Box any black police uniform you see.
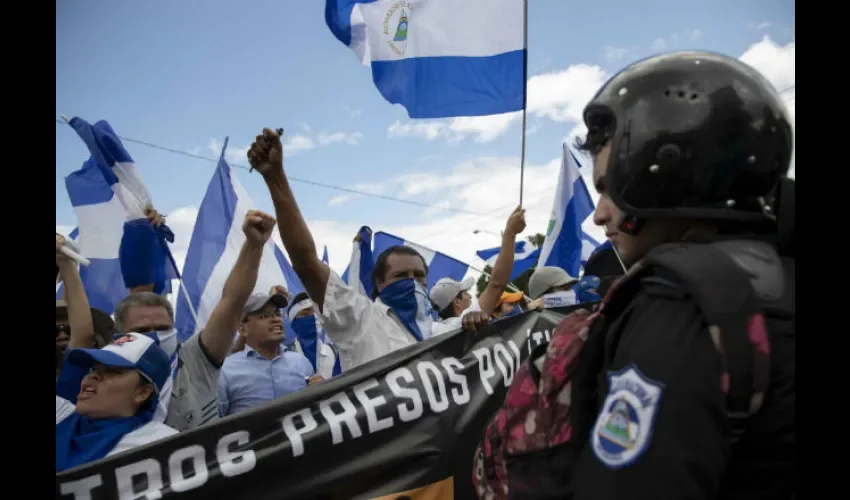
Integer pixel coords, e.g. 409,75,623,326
569,51,795,499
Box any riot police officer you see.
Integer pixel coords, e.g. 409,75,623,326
570,50,795,499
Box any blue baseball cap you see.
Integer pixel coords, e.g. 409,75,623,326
577,275,601,291
65,332,171,393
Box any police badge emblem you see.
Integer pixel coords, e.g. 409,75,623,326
591,364,665,468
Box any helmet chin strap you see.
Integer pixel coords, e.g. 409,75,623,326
617,214,644,236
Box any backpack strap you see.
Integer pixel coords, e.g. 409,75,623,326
776,178,795,258
643,241,774,444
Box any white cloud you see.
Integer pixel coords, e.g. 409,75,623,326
420,200,452,219
282,135,316,155
447,114,518,143
387,121,448,141
526,64,608,122
749,21,771,30
740,36,795,95
326,182,386,207
328,194,354,206
195,125,362,163
151,152,602,285
387,63,609,143
317,131,363,146
603,45,629,61
206,138,249,165
651,29,702,51
63,35,797,292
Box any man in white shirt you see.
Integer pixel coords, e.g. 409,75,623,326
248,128,437,369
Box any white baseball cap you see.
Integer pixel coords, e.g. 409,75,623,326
241,292,289,320
429,277,476,310
65,332,171,393
529,266,578,299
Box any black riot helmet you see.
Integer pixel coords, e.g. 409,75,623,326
582,51,794,229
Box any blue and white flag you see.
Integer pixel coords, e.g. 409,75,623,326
342,226,375,297
588,239,613,258
322,246,329,266
56,165,128,315
60,116,179,314
538,144,596,277
580,231,602,267
325,0,526,119
175,138,305,343
67,117,178,295
475,240,540,282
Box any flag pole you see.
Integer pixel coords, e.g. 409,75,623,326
518,0,529,207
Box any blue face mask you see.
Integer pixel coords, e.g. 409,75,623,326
378,278,433,342
498,304,523,320
291,315,321,371
576,275,602,303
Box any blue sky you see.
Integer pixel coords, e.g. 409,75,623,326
56,0,795,273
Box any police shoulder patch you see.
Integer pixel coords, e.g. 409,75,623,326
591,364,665,468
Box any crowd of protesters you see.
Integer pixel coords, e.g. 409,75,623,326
55,195,609,472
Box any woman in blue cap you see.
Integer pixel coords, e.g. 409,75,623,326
56,332,177,472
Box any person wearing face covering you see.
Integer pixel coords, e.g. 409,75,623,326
491,291,526,320
56,332,176,472
575,275,602,303
288,292,342,379
248,128,446,370
528,266,580,308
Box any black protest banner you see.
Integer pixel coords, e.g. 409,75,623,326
56,305,589,500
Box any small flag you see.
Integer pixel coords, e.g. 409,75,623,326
538,144,596,277
342,226,375,297
475,241,540,282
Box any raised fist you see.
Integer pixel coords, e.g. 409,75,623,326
247,128,284,178
504,206,526,236
269,285,290,302
243,210,276,247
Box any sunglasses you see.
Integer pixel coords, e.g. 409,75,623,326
56,324,71,337
245,309,283,321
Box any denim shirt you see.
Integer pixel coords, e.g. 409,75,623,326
217,345,314,417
